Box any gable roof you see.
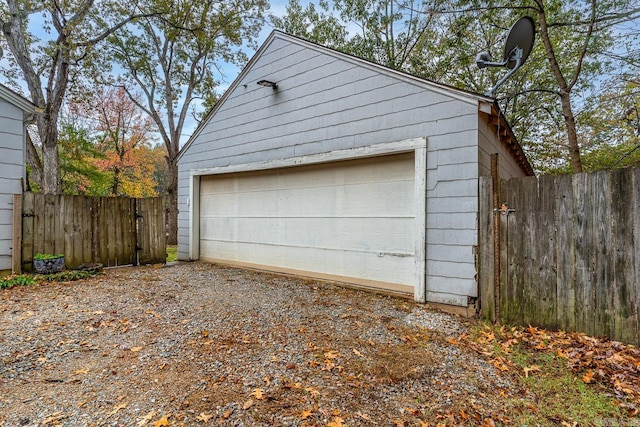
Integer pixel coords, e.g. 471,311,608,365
0,83,36,114
178,30,533,175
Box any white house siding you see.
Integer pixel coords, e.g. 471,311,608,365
0,100,26,272
478,115,528,179
178,32,496,306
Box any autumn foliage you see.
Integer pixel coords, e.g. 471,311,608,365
61,87,167,197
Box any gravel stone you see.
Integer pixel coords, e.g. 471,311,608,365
0,262,519,426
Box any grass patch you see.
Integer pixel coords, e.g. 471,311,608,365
166,245,177,262
0,269,101,290
464,322,630,425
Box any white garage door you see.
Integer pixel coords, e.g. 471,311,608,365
199,152,415,293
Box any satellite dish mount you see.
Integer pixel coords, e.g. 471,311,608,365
475,16,535,97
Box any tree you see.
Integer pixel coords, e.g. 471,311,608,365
274,0,640,173
105,0,268,244
272,0,446,71
451,0,640,172
89,87,157,196
0,0,152,194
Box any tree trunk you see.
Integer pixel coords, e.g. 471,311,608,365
25,132,43,190
41,136,61,194
166,157,178,246
536,1,584,173
559,91,583,173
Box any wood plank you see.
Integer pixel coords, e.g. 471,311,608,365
21,192,34,271
498,178,509,323
505,177,524,325
106,198,116,266
12,194,22,274
634,168,640,346
43,194,56,255
555,174,576,332
592,171,613,338
98,198,108,266
573,173,594,336
611,168,638,344
478,176,495,320
63,195,75,268
537,174,557,329
71,196,83,266
87,196,97,264
518,176,538,326
54,194,64,256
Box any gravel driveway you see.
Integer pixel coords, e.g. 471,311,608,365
0,262,518,426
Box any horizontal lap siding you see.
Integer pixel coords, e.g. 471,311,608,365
0,100,25,271
478,116,527,179
178,34,482,304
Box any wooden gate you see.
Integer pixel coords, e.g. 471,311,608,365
15,193,166,272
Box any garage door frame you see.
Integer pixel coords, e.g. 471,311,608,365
188,138,427,302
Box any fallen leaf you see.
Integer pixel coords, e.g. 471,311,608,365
201,330,209,338
196,412,214,422
523,365,541,378
42,412,66,426
106,403,127,418
73,369,88,375
327,416,344,427
324,350,341,359
137,411,156,427
582,370,595,384
223,409,232,419
151,414,172,427
301,409,313,419
481,418,496,427
352,348,363,357
305,386,320,397
131,347,143,352
242,399,254,410
251,388,265,400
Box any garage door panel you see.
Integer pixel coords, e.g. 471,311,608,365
200,179,415,218
200,239,415,285
200,154,414,194
200,217,414,254
199,153,415,289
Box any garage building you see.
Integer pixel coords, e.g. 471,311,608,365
177,31,533,308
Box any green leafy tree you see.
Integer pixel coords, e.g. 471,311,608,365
0,0,153,194
105,0,268,244
56,119,111,196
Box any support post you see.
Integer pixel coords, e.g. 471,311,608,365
12,194,22,274
491,154,501,322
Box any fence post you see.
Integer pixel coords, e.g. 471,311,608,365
12,194,22,274
491,154,501,322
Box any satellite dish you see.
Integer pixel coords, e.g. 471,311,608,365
475,16,536,97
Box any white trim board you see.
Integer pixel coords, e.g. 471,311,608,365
189,138,427,177
188,137,428,302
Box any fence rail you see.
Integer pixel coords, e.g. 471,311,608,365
479,167,640,345
16,193,167,271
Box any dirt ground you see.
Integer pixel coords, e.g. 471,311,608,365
0,262,632,426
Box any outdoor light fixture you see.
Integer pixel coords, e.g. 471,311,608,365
257,80,278,90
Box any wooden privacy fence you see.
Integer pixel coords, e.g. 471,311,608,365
479,167,640,346
13,193,167,272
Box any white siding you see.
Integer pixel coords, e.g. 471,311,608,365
478,114,528,179
0,100,25,272
177,32,508,306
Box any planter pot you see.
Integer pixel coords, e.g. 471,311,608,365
34,257,65,274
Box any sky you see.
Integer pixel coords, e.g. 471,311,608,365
0,0,303,147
